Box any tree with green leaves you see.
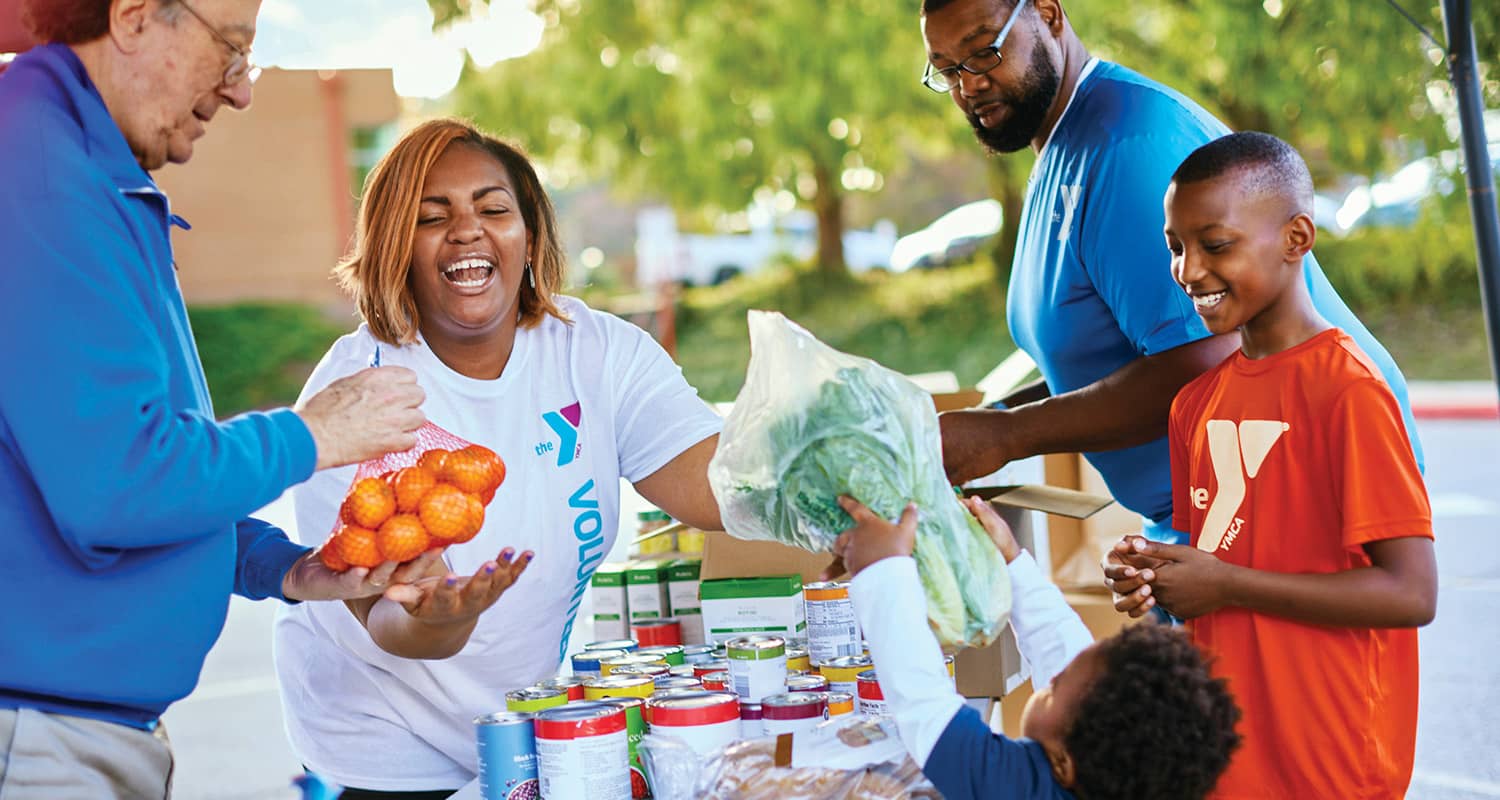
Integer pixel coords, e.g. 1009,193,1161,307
431,0,1495,280
433,0,971,276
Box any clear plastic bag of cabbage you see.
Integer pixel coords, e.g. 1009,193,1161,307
707,311,1010,648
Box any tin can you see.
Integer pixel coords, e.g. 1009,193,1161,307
803,582,862,666
681,645,716,665
583,675,655,701
636,644,686,666
596,697,650,799
646,691,741,756
710,645,727,659
534,702,630,800
738,701,763,740
762,692,828,736
632,619,683,648
585,639,640,653
650,686,704,701
786,674,829,693
785,645,811,674
600,653,669,677
572,648,628,678
725,635,787,703
856,670,887,719
825,691,855,717
538,676,587,702
610,664,671,683
692,659,730,679
475,711,538,800
506,686,568,714
668,664,699,679
700,671,732,693
654,676,702,691
817,654,873,696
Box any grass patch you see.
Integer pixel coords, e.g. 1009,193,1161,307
189,302,349,416
1355,300,1496,381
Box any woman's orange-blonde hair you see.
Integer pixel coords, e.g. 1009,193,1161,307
334,118,568,344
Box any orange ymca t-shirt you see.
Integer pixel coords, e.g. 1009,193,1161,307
1170,329,1432,800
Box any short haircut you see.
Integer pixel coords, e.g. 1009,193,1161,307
1171,131,1315,214
334,118,569,345
24,0,183,45
1066,623,1241,800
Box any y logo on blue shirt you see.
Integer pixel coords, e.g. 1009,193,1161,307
540,401,582,467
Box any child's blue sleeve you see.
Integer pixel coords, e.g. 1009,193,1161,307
923,705,1074,800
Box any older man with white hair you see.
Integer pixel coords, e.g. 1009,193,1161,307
0,2,438,795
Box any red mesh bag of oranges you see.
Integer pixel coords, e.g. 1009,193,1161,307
317,422,507,572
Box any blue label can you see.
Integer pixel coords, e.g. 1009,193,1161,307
475,711,539,800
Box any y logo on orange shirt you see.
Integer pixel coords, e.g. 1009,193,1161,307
1193,419,1291,553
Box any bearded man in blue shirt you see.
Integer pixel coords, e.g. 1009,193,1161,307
928,0,1420,539
0,2,439,795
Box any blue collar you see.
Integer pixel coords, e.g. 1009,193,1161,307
18,44,166,197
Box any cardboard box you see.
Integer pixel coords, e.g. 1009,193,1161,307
667,557,705,645
1043,453,1150,592
699,574,807,645
591,562,630,640
625,561,670,622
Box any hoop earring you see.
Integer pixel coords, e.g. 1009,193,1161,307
526,260,536,289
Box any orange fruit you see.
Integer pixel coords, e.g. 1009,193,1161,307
343,477,396,529
377,514,430,562
460,444,507,492
420,483,482,543
466,492,486,533
391,465,438,513
441,449,492,495
334,524,383,568
317,539,349,572
417,449,451,476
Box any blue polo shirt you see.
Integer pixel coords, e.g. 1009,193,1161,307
1007,60,1423,530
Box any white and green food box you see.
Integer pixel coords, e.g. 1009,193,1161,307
591,562,631,640
667,558,705,645
626,561,670,623
699,574,807,645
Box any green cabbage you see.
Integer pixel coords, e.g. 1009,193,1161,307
710,313,1010,648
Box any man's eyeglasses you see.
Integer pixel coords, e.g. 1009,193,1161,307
921,0,1029,93
177,0,261,87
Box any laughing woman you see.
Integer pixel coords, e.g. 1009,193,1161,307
273,118,722,798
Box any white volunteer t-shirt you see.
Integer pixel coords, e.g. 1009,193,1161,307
273,296,721,790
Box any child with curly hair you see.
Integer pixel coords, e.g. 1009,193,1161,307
832,495,1240,800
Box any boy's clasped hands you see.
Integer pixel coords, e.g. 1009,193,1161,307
1104,537,1234,619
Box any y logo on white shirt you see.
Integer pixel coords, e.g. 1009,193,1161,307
1192,419,1290,553
1056,184,1082,241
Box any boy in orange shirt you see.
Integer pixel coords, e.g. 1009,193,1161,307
1108,131,1437,799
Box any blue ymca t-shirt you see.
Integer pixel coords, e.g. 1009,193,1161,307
1006,60,1423,527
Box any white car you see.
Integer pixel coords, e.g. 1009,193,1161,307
889,199,1004,273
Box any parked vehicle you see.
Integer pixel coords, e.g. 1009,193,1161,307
889,199,1003,273
1335,142,1500,233
634,206,896,286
